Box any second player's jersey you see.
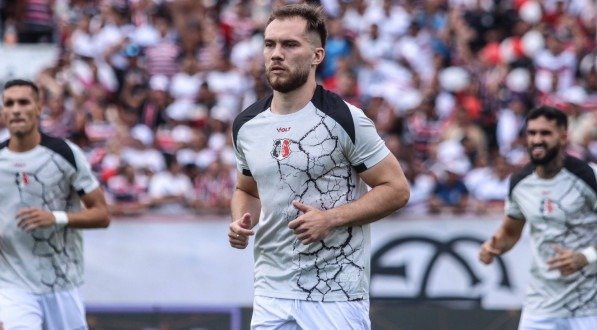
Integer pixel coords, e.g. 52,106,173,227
233,86,390,301
506,156,597,317
0,134,99,294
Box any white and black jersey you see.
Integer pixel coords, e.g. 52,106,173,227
233,85,390,301
0,134,99,294
506,156,597,317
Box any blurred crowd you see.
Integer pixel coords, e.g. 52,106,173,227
0,0,595,217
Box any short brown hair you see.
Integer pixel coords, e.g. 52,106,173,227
526,105,568,130
2,79,40,101
266,4,327,49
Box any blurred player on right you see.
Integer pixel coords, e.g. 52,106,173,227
479,106,596,330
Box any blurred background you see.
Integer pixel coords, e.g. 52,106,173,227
0,0,595,329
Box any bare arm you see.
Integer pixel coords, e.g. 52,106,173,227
16,187,110,231
229,171,261,249
289,154,410,244
67,188,111,228
328,153,410,226
479,215,525,264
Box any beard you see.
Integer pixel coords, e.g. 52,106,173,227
9,122,36,138
529,143,560,165
267,66,310,93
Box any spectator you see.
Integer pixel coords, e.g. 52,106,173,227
147,156,193,215
403,158,435,214
14,0,55,43
169,54,202,102
341,0,369,36
5,0,596,217
120,135,166,175
95,3,134,83
428,160,469,214
364,92,397,136
465,154,511,214
190,159,234,214
144,11,180,78
204,55,249,117
497,95,528,157
70,43,119,96
560,85,596,159
534,32,577,94
176,130,216,170
83,99,117,147
105,163,150,215
407,96,446,161
321,16,354,81
355,23,393,65
40,89,77,139
139,74,170,129
367,0,411,39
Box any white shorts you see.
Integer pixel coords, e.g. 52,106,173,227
0,287,87,330
251,296,370,330
519,310,597,330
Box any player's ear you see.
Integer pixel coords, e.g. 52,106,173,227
312,47,325,66
32,90,43,117
559,126,568,144
35,99,43,117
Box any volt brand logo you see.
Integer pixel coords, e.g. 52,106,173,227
277,127,291,133
271,138,292,160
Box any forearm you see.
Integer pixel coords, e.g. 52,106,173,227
231,188,261,227
492,225,522,255
62,206,110,229
326,181,410,228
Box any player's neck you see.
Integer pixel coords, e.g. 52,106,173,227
8,130,41,153
271,80,317,115
535,154,565,179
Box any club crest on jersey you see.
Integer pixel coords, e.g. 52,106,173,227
16,172,30,187
541,198,554,216
271,138,292,160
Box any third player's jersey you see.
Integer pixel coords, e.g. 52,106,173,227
232,86,390,301
0,134,99,294
506,156,597,317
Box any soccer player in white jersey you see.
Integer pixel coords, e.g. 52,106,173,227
0,79,110,329
228,4,410,329
479,106,596,330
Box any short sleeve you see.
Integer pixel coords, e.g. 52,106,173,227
505,192,524,220
66,140,100,195
233,128,251,176
343,104,390,172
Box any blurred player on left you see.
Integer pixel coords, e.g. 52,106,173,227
0,79,110,329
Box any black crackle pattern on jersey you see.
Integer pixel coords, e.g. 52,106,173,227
537,176,597,316
15,153,79,291
276,110,365,301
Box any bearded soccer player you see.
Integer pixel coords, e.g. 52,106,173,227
479,106,596,329
0,79,110,329
228,4,410,329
